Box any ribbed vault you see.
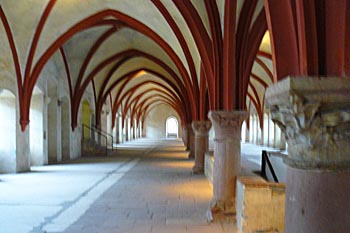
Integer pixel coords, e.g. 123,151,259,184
1,0,349,131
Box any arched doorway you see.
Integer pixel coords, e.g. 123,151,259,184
0,88,16,173
166,116,178,138
82,99,91,139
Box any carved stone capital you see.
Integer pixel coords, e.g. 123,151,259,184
208,111,247,140
265,77,350,170
192,121,212,137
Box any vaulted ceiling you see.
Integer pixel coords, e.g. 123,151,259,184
2,0,347,131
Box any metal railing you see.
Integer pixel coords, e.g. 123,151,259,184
261,150,279,182
82,124,108,156
91,124,115,151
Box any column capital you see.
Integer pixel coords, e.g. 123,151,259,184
208,111,247,140
192,121,211,136
266,76,350,170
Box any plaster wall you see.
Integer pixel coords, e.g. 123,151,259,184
0,92,16,173
0,77,33,172
30,91,45,166
143,104,182,139
47,83,60,163
61,97,70,161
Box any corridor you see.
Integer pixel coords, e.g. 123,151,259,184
0,139,240,233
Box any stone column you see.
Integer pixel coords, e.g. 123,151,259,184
139,124,143,138
208,111,247,220
132,126,135,140
182,125,188,148
192,121,211,174
245,125,250,143
265,77,350,233
124,119,129,142
135,126,139,139
187,123,195,158
16,126,30,172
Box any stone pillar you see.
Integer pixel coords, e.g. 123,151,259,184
265,77,350,233
125,119,129,142
132,126,135,140
208,111,247,220
115,117,120,144
245,123,250,143
16,126,30,172
182,125,188,148
187,123,195,158
183,124,195,159
192,121,211,174
135,126,139,139
139,124,143,138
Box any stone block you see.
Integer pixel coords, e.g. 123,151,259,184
236,176,285,233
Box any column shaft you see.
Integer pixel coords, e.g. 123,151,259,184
187,123,195,159
285,167,350,233
182,125,188,149
208,111,247,220
192,121,211,174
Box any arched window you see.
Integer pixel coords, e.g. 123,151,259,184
166,116,178,138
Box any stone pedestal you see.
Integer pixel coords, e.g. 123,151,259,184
207,111,247,220
192,121,211,174
265,77,350,233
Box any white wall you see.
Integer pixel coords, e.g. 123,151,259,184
143,104,182,139
30,90,45,166
0,90,16,173
61,97,70,161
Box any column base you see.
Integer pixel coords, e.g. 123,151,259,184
188,152,194,159
207,200,235,222
192,165,204,174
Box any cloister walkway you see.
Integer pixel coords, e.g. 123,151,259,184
0,139,273,233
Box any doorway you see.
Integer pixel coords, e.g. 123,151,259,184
166,116,178,138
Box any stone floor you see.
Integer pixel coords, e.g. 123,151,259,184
0,139,276,233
